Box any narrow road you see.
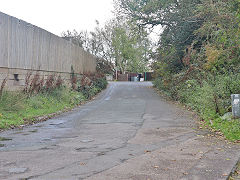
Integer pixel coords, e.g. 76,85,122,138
0,82,239,180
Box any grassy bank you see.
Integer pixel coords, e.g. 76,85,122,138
0,74,107,130
154,74,240,142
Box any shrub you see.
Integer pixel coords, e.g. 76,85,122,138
154,71,240,141
0,71,107,130
0,77,7,97
93,77,107,90
75,73,107,99
23,73,64,95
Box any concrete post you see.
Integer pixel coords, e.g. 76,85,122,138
231,94,240,118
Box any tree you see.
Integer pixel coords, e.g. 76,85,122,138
62,18,151,74
111,19,151,73
62,21,115,74
61,30,89,49
115,0,204,72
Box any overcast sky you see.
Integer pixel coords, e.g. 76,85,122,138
0,0,114,36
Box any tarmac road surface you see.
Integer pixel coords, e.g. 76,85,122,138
0,82,239,180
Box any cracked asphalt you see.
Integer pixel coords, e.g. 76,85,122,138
0,82,239,180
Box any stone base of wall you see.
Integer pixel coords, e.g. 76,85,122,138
0,67,77,91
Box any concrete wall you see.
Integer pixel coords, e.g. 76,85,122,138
0,11,96,90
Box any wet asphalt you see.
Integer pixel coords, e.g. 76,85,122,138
0,82,239,180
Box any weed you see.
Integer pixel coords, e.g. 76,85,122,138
55,75,63,88
45,74,55,91
154,72,240,141
0,91,26,112
23,72,32,93
0,73,107,130
29,73,41,94
0,77,7,97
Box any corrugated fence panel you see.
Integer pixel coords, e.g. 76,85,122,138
0,13,9,67
71,44,78,73
25,22,34,70
40,29,49,71
78,48,84,73
62,41,71,73
0,11,96,74
8,16,18,69
19,20,28,69
49,34,57,72
31,26,40,70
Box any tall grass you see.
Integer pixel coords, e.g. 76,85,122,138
0,73,107,130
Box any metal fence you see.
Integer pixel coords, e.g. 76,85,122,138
0,11,96,74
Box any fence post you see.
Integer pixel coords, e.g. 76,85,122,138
231,94,240,118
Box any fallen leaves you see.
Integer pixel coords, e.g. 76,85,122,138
235,140,240,143
144,150,151,153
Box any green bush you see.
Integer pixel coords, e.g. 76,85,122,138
76,76,107,99
154,72,240,141
93,78,108,90
178,80,218,119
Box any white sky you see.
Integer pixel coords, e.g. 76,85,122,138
0,0,114,36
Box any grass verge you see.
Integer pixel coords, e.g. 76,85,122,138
153,83,240,142
0,78,107,130
229,161,240,180
207,117,240,142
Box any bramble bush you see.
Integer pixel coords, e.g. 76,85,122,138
73,72,107,99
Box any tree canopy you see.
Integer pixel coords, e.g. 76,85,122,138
62,18,151,74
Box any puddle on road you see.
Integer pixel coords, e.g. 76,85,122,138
12,131,24,135
34,125,43,128
80,139,94,143
49,123,63,126
22,133,30,136
39,146,54,150
29,129,38,133
97,152,105,156
75,147,88,151
0,137,12,141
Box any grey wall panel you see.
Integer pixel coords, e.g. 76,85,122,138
0,11,96,74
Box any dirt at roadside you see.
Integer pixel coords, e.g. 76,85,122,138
230,162,240,180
